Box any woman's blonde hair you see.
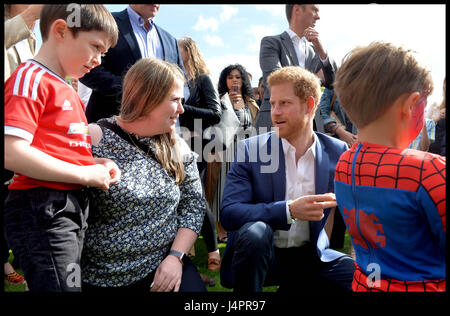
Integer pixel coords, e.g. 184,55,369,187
119,58,186,184
334,41,433,129
177,36,210,82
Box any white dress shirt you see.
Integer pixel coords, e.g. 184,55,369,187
127,6,163,60
286,28,328,68
273,134,318,248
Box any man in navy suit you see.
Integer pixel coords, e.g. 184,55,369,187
220,66,354,292
80,5,184,123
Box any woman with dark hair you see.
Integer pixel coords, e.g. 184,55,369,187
217,64,259,128
207,64,259,243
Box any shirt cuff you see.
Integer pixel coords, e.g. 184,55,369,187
320,53,329,66
286,201,294,224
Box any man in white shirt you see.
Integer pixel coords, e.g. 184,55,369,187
219,66,354,292
256,4,336,133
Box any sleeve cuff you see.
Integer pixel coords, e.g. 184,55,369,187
320,54,329,66
286,201,294,224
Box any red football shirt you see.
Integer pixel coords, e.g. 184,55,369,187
4,60,95,190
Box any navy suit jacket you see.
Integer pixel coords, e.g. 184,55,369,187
80,9,184,123
220,131,348,287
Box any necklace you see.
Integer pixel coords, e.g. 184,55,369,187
126,132,153,157
114,116,155,158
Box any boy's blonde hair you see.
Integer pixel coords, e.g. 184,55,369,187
40,4,118,48
177,37,210,82
267,66,321,113
334,41,433,129
119,58,186,184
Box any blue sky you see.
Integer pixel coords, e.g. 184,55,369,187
34,4,446,111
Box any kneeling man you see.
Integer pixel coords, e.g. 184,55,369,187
220,66,354,292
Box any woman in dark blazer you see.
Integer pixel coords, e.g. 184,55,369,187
177,37,222,285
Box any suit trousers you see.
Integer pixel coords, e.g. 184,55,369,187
231,221,354,293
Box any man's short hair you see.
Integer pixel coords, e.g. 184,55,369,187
285,4,306,23
334,41,433,129
267,66,321,113
40,4,118,48
285,5,294,22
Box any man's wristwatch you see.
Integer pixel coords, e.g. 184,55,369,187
168,250,186,265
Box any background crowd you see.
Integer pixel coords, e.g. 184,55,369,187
3,4,446,293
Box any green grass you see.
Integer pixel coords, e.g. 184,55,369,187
4,232,352,293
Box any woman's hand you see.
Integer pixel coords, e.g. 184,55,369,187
335,126,358,148
229,91,245,110
150,255,183,292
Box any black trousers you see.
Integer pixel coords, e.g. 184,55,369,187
4,188,89,292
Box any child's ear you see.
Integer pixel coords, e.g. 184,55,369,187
51,19,69,42
400,92,421,120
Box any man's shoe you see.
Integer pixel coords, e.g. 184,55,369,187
200,273,216,287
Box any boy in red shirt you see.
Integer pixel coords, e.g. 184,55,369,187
333,42,445,292
4,5,121,291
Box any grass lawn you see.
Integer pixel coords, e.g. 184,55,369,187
4,232,352,293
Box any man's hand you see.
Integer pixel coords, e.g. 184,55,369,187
289,193,337,221
304,27,327,60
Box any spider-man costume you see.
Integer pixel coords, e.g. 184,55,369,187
334,141,446,292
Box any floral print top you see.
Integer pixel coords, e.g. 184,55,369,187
81,117,206,287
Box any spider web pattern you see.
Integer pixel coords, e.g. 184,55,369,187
352,263,446,292
335,143,446,292
335,144,446,230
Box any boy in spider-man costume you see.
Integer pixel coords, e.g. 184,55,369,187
333,42,445,292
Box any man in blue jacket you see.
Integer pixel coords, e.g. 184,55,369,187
220,66,354,292
80,5,184,123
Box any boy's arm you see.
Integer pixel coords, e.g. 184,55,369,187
4,135,119,189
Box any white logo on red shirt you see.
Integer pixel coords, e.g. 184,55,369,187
62,99,73,111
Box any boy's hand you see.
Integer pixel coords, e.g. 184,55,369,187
82,158,121,190
94,157,121,185
288,193,337,221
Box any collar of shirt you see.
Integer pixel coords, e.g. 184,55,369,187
127,6,154,32
286,28,306,44
286,28,306,68
281,133,317,161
